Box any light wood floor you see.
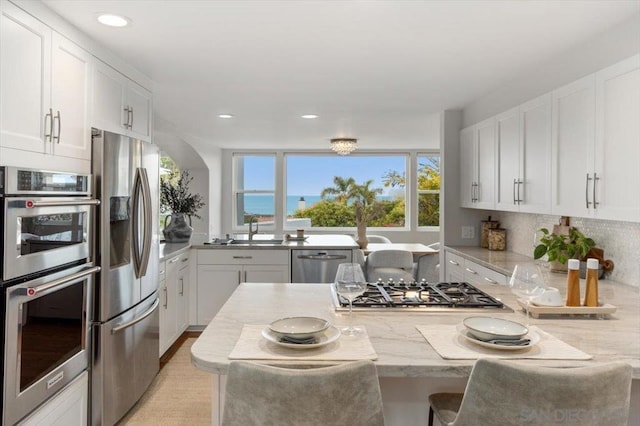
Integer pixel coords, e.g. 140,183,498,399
118,333,211,425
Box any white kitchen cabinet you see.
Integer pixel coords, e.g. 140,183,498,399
593,55,640,222
159,251,190,356
92,60,152,141
551,74,596,218
19,371,88,426
0,2,92,168
444,250,506,286
460,118,496,209
552,55,640,222
196,249,289,325
495,95,551,214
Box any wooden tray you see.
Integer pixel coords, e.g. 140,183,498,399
516,299,617,318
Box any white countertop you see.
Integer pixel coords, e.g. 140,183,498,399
191,281,640,378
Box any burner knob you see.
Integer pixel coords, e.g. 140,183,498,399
398,278,405,284
377,278,384,284
421,278,428,284
387,278,395,284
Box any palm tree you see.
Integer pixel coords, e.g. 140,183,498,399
321,177,383,247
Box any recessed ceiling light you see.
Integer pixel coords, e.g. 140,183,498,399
301,114,318,119
218,114,234,119
97,14,130,27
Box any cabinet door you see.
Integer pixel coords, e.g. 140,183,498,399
594,55,640,222
161,255,180,354
551,75,595,218
519,94,551,214
475,118,496,210
444,252,465,283
460,127,476,208
196,265,241,325
244,265,289,283
495,107,520,211
0,2,50,153
50,32,92,160
126,81,152,141
91,61,127,134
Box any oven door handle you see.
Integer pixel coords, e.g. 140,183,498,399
24,199,100,207
111,298,160,334
19,266,100,296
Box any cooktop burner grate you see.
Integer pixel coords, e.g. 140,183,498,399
333,281,507,311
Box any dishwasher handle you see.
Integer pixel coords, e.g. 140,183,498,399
297,253,348,261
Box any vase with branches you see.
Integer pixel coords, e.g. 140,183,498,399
160,170,205,242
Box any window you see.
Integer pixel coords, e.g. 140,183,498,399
286,154,407,229
417,154,440,228
159,153,179,232
233,154,276,227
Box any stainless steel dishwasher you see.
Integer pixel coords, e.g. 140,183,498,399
291,249,353,283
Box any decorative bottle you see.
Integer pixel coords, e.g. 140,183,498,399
584,258,599,307
565,259,581,307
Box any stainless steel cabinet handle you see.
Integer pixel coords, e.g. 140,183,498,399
593,172,599,209
516,179,523,204
26,199,100,207
233,256,253,259
52,110,61,143
111,298,160,334
465,267,478,275
44,108,53,142
513,178,517,204
181,257,188,263
129,107,134,129
243,270,247,282
163,287,168,309
586,173,592,208
484,277,498,284
168,257,179,264
19,266,100,296
238,270,242,283
179,278,184,295
123,106,130,128
448,260,459,266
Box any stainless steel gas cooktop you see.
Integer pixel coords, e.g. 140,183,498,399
331,280,512,312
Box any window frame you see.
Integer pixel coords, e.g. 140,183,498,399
416,152,441,231
232,153,277,231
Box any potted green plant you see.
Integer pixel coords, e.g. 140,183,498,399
533,227,596,272
160,170,205,243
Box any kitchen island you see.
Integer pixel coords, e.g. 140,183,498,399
192,281,640,425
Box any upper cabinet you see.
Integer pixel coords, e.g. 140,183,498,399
495,95,551,213
464,54,639,223
92,60,152,141
460,118,496,210
0,2,92,166
551,55,640,222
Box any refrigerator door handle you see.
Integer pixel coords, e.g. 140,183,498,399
132,168,152,278
111,298,160,334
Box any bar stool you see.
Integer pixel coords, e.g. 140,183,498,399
428,358,632,426
366,249,415,283
222,360,385,426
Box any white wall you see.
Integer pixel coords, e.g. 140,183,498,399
463,14,640,127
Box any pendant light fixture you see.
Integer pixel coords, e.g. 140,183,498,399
330,138,357,155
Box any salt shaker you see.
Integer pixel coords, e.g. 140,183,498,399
583,258,599,307
565,259,581,307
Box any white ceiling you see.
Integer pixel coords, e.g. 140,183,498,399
42,0,640,152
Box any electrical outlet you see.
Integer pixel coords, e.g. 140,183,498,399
462,226,475,239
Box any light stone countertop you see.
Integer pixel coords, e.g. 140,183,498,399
191,281,640,378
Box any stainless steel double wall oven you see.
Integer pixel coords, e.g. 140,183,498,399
1,167,99,425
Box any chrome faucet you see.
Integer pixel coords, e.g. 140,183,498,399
248,215,259,240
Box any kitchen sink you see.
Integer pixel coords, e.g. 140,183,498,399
228,239,284,245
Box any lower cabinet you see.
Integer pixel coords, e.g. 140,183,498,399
159,251,190,356
19,371,88,426
444,250,507,286
196,249,289,325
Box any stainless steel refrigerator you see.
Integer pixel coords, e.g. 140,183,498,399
91,129,160,426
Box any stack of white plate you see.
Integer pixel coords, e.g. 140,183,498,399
457,316,539,350
262,316,340,349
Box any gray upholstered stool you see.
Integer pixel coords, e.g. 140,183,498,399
428,358,632,426
222,360,385,426
366,235,392,243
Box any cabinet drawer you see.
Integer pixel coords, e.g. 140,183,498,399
197,249,288,265
464,260,507,285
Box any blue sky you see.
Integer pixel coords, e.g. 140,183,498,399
243,155,406,195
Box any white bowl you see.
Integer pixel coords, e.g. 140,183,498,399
462,316,528,341
531,287,564,307
268,317,330,339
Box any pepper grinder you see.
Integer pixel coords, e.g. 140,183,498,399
584,258,599,307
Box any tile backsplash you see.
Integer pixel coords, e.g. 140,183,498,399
494,212,639,287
